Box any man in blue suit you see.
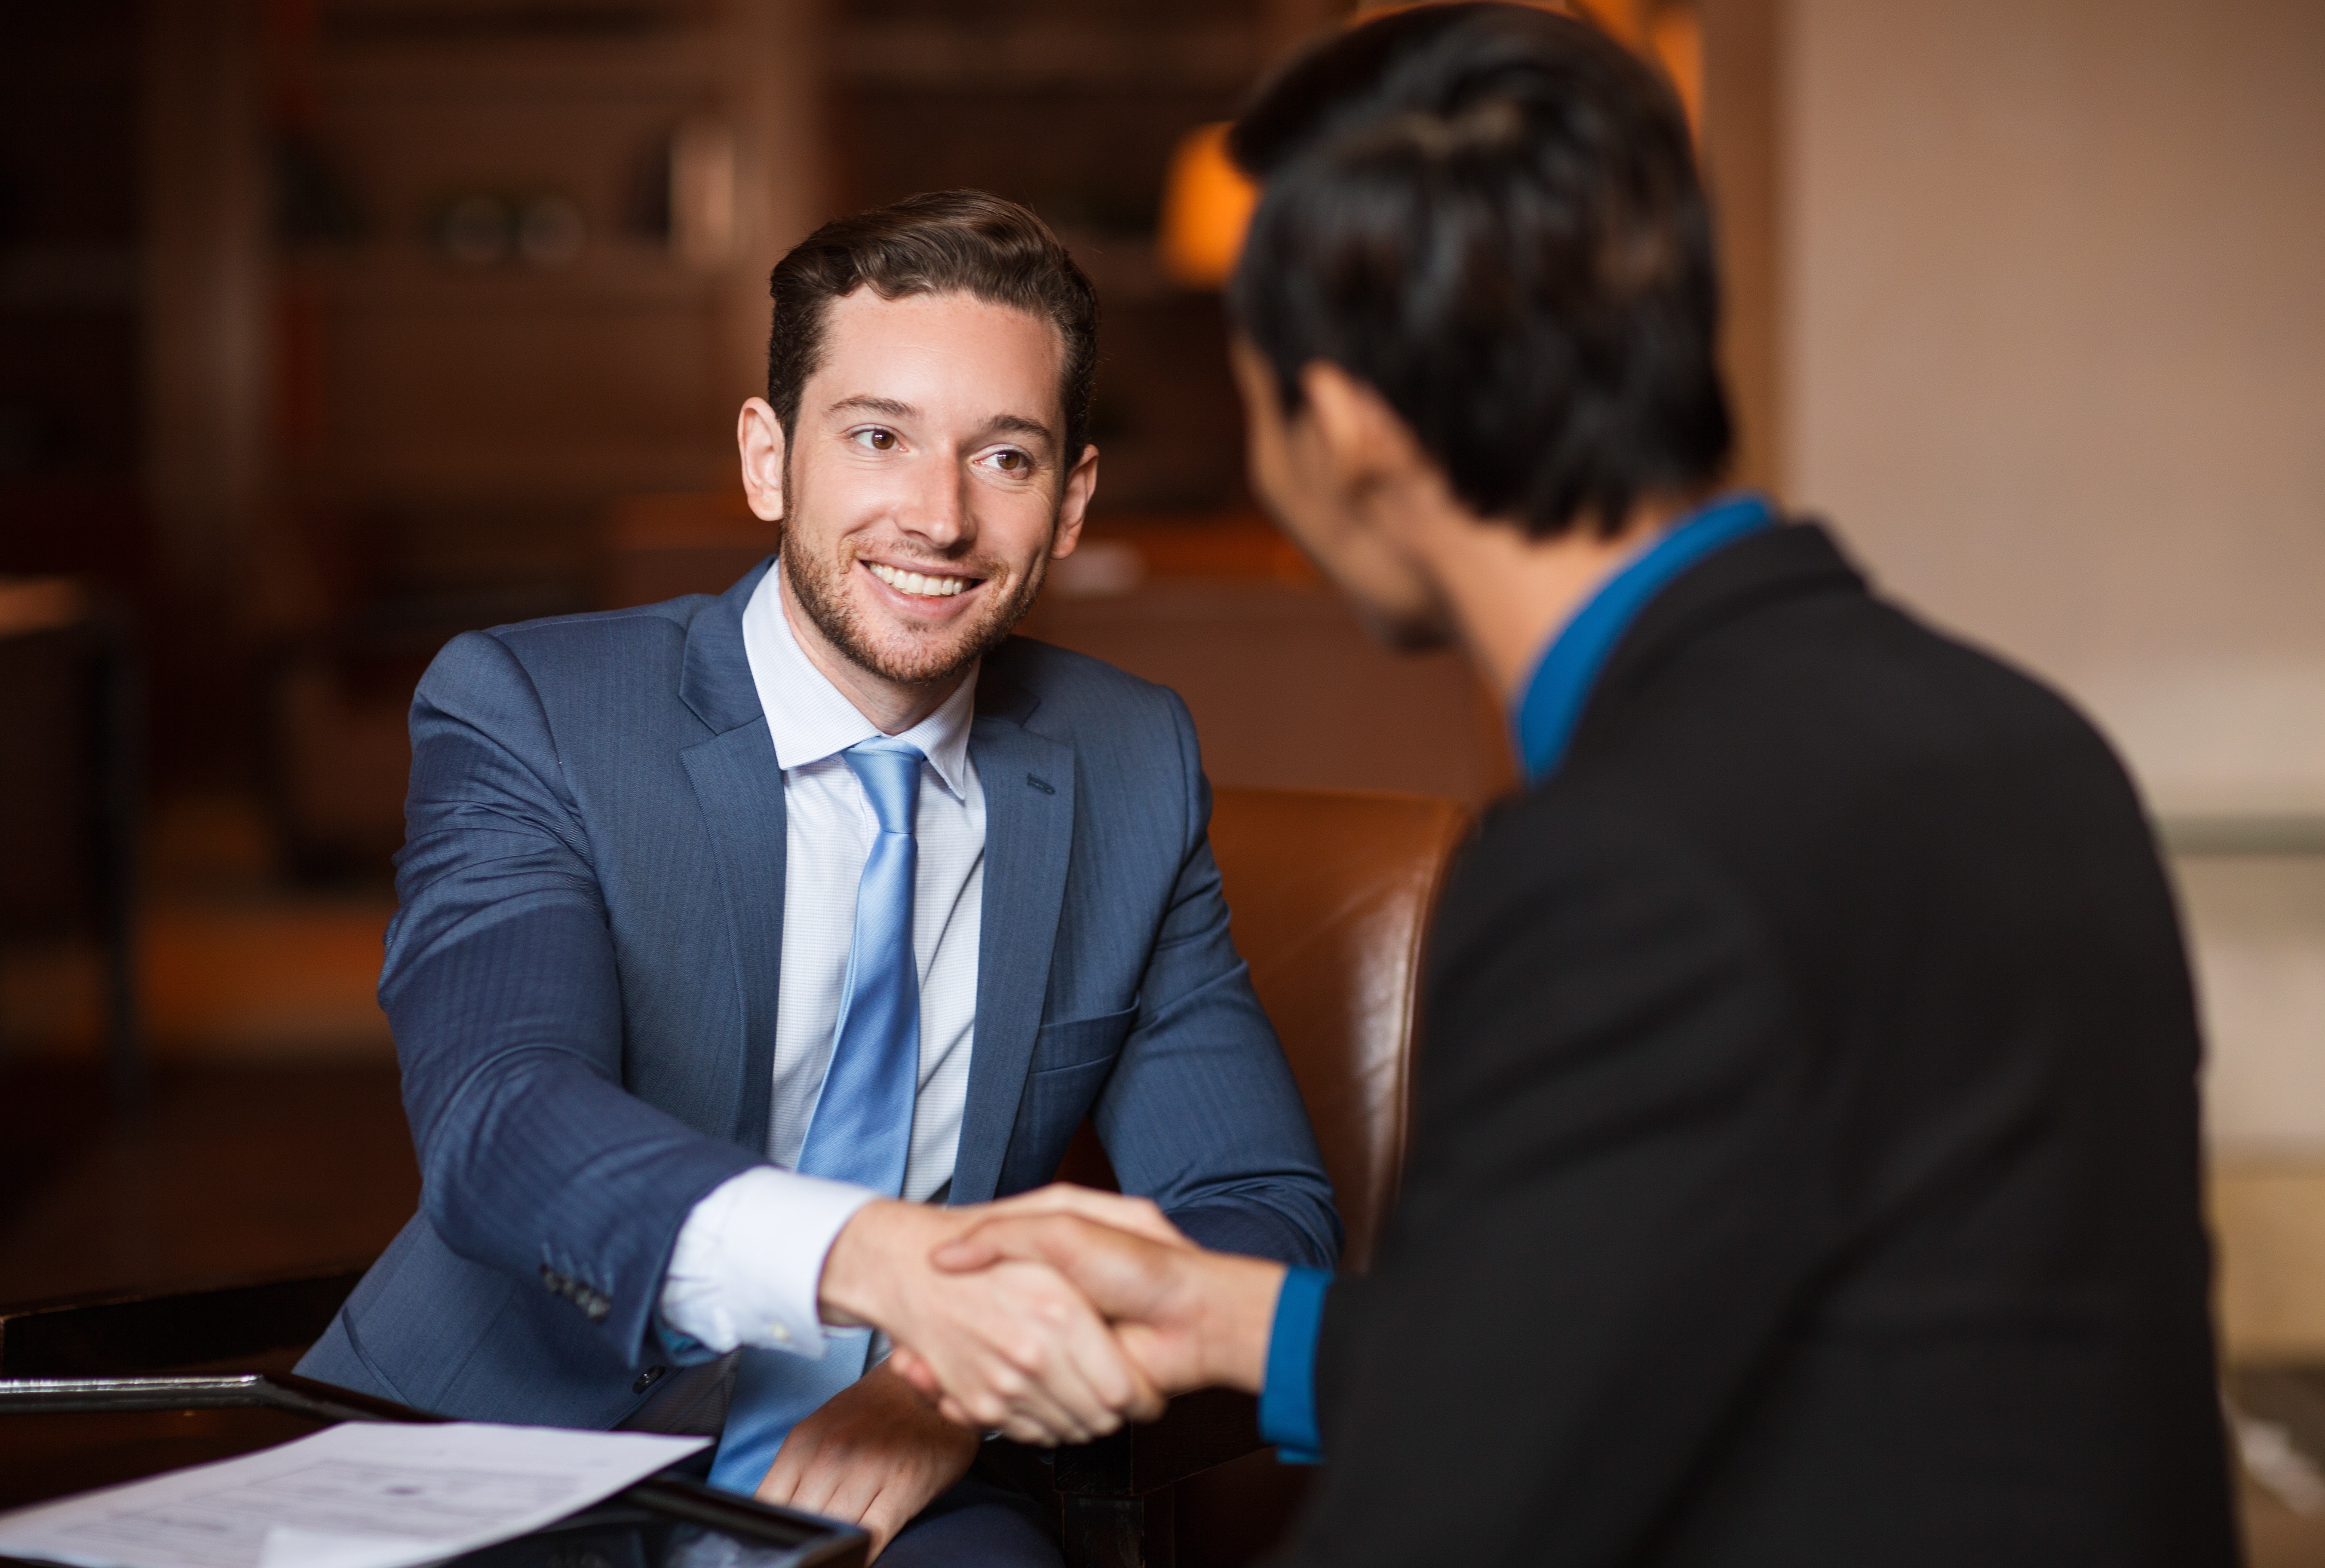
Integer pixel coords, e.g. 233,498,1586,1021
299,189,1339,1566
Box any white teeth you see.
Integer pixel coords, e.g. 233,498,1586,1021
867,562,966,598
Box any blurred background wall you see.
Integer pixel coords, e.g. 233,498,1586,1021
3,0,2323,1381
1777,0,2325,1359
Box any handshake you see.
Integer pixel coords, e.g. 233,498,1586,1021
816,1184,1291,1446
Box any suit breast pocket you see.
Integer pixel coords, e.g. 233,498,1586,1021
1030,1001,1139,1077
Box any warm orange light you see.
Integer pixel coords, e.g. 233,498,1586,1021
1571,0,1702,135
1382,0,1697,137
1160,3,1699,290
1648,5,1703,136
1157,123,1259,289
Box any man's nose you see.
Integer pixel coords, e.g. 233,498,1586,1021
900,460,970,550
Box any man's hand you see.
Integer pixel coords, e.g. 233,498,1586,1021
754,1363,976,1562
966,1183,1196,1251
816,1185,1174,1445
890,1214,1287,1424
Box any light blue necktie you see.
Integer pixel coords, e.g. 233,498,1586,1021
709,737,924,1494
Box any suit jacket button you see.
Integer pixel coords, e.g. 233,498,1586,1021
585,1292,610,1322
634,1366,666,1394
540,1265,563,1293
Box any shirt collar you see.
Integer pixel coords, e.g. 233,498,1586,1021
1513,491,1776,784
739,560,979,800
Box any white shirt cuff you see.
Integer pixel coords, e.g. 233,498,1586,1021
657,1166,879,1360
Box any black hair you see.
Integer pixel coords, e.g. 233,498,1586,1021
1227,3,1731,537
767,190,1100,467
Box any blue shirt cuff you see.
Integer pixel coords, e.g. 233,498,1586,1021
652,1317,721,1367
1258,1266,1332,1464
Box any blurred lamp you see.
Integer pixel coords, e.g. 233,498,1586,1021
1157,123,1258,289
672,117,737,266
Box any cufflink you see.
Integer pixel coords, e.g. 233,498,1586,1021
633,1365,666,1394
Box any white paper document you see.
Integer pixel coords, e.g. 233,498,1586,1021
0,1420,710,1568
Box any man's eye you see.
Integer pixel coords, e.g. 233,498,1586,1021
986,449,1031,473
854,428,898,451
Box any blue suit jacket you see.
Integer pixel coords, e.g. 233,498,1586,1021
300,562,1340,1427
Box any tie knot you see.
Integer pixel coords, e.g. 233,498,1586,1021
844,739,922,836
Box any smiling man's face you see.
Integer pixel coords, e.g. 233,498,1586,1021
741,287,1097,722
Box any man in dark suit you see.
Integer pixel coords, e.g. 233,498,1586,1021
297,191,1337,1565
911,9,2239,1563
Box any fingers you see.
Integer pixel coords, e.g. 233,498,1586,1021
787,1451,888,1529
859,1483,921,1563
753,1368,979,1555
922,1259,1156,1443
923,1216,1186,1415
754,1437,809,1508
885,1346,942,1402
982,1184,1193,1249
970,1262,1114,1442
1038,1264,1166,1428
1114,1323,1179,1394
934,1216,1235,1396
752,1423,825,1511
930,1212,1101,1274
756,1419,881,1523
1096,1327,1167,1423
932,1214,1180,1331
847,1204,1179,1446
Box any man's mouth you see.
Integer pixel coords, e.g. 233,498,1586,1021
865,561,976,600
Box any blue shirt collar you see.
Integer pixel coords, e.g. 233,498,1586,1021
1513,492,1776,783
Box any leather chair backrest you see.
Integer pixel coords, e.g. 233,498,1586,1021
1206,786,1472,1273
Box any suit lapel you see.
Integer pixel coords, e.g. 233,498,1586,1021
678,560,785,1155
951,668,1076,1204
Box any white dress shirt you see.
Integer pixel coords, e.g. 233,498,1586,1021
656,564,986,1360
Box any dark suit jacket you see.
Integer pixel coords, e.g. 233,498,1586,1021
1286,525,2234,1566
299,561,1338,1427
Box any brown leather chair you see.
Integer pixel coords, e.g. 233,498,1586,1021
1208,786,1472,1275
1048,785,1474,1568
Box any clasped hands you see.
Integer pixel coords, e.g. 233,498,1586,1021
814,1183,1285,1445
758,1185,1282,1557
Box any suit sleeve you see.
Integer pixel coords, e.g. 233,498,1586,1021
1280,802,1832,1568
1089,689,1343,1271
383,631,760,1366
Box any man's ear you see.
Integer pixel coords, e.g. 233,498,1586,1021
738,397,788,523
1298,361,1428,504
1050,444,1101,560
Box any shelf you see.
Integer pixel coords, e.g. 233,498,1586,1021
317,25,726,101
831,18,1262,93
295,441,735,502
282,245,726,310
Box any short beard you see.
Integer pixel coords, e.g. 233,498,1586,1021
783,533,1051,691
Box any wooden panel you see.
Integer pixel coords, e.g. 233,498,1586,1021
318,66,705,242
1699,0,1783,496
1024,581,1515,806
2216,1162,2325,1363
316,290,730,487
141,0,269,603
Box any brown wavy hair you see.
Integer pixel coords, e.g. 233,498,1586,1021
765,189,1101,467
